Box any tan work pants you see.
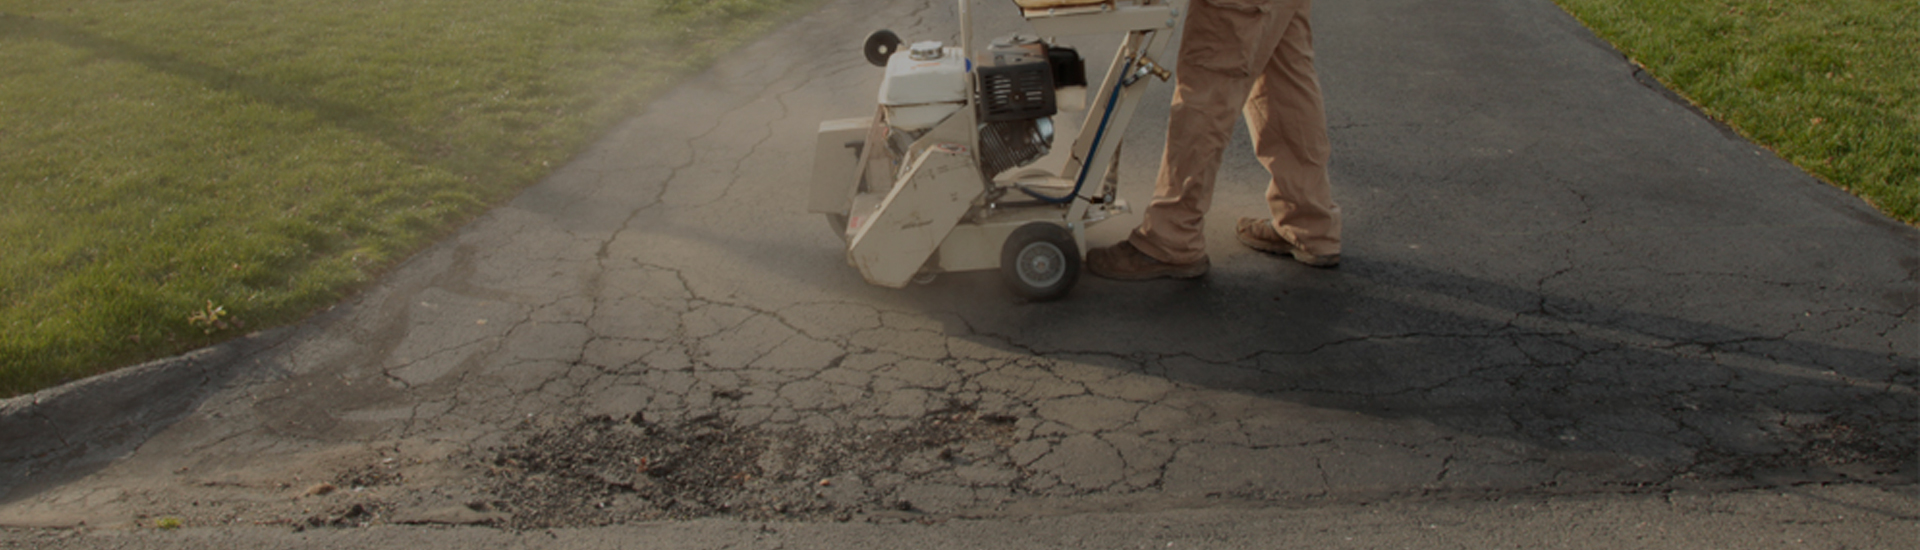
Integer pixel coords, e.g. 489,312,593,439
1129,0,1341,263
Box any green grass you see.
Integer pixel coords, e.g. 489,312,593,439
1552,0,1918,223
0,0,814,397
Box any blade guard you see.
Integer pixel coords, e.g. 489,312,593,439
846,113,983,288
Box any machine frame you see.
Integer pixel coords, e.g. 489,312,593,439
809,0,1178,299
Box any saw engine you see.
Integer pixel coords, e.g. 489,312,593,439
869,31,1086,180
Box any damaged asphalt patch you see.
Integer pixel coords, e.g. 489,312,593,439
471,406,1011,528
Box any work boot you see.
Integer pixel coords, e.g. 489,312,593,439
1235,217,1340,268
1086,241,1209,280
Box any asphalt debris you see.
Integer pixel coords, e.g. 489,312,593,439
468,405,1015,528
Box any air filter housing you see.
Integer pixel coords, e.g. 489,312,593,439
977,36,1058,122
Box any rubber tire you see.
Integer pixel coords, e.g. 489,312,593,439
911,271,938,285
826,213,850,242
1000,223,1079,301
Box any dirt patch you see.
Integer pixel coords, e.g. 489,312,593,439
297,501,390,530
467,405,1019,529
1793,414,1915,474
1692,412,1919,485
334,459,405,490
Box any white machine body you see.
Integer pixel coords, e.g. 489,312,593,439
808,0,1178,300
878,43,969,130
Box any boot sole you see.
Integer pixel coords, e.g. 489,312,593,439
1089,261,1210,280
1236,227,1340,268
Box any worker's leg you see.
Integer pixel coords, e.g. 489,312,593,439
1128,0,1286,265
1244,1,1341,257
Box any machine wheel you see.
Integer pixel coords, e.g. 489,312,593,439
826,213,850,241
1000,223,1079,301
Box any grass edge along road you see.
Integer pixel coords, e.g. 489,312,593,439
1551,0,1918,224
0,0,818,397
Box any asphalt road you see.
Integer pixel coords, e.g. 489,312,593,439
2,0,1915,547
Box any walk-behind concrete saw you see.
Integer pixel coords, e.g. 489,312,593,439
808,0,1176,300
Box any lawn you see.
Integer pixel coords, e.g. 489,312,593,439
0,0,813,397
1552,0,1918,223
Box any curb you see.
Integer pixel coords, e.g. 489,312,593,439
0,328,287,501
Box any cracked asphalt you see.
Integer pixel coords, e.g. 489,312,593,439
2,0,1916,546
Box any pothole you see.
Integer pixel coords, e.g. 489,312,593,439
465,405,1018,528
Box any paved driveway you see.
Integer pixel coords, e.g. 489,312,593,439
2,0,1914,539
